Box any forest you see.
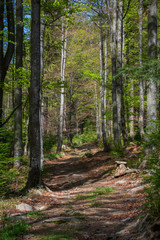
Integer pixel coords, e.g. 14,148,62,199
0,0,160,239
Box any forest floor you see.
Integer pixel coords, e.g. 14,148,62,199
1,143,149,239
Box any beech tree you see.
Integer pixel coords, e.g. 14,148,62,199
112,0,121,147
57,19,68,153
139,0,144,137
26,0,41,188
14,0,23,168
146,0,157,148
0,0,15,125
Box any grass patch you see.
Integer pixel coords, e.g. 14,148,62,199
76,194,96,200
27,211,45,220
72,212,86,220
0,220,29,240
44,153,62,160
89,201,103,208
76,187,115,200
41,235,73,239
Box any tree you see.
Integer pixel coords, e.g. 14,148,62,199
146,0,157,143
26,0,41,189
57,19,68,153
0,0,15,125
14,0,23,168
139,0,144,137
112,0,121,147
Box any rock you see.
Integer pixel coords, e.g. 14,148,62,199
139,160,147,169
128,185,144,193
9,214,29,222
116,180,127,184
16,203,33,212
115,161,127,166
121,217,131,222
114,164,127,177
24,234,34,239
33,189,43,196
33,205,47,211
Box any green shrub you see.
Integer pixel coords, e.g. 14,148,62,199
0,128,19,196
0,220,29,240
143,128,160,217
43,134,57,152
72,130,97,146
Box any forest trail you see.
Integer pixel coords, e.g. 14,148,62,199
15,144,146,239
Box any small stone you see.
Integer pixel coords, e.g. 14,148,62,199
116,180,127,184
121,217,131,222
16,203,33,212
34,205,47,211
128,185,144,193
114,164,127,177
33,189,43,196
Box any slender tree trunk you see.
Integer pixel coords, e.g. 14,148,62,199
100,20,109,151
139,0,145,137
112,0,121,147
14,0,23,168
95,81,100,141
0,0,15,125
117,1,122,130
26,0,41,189
90,42,100,142
147,1,157,127
129,81,135,139
57,20,68,152
146,0,157,151
40,18,45,168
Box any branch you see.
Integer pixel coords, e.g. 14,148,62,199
123,0,132,20
4,0,15,76
0,103,22,128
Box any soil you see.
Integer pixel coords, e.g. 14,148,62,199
4,143,148,240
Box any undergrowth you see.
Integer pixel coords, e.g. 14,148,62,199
76,187,115,200
0,219,29,240
143,129,160,217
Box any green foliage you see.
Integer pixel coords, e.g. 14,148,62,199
0,128,20,196
72,212,86,220
73,131,96,146
0,220,29,240
142,128,160,217
41,235,72,240
89,201,102,208
44,153,62,160
72,121,97,146
76,187,115,200
43,134,57,153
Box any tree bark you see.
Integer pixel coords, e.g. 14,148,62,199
57,20,68,152
100,20,109,151
112,0,121,147
0,0,15,125
26,0,41,189
40,17,45,168
146,0,157,137
14,0,23,168
139,0,145,137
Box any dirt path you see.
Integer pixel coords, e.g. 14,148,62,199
16,144,146,239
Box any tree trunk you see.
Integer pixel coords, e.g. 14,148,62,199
139,0,145,137
57,20,68,152
100,20,109,151
112,0,121,147
14,0,23,168
0,0,15,125
129,81,135,139
26,0,41,189
146,0,157,138
40,17,45,168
